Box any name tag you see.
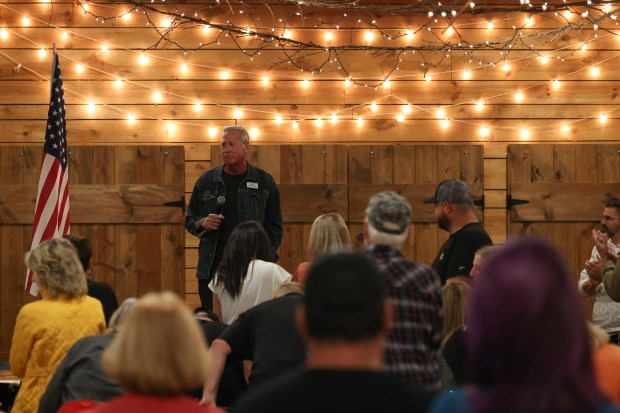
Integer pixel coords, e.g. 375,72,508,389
247,182,258,189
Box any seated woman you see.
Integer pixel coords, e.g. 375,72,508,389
39,298,138,413
441,281,470,385
430,237,620,413
10,238,106,413
292,212,351,284
210,221,291,323
68,291,223,413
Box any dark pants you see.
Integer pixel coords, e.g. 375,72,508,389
199,279,213,311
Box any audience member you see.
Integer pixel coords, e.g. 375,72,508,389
364,191,443,389
64,234,119,325
441,281,470,385
292,212,351,284
423,180,493,284
231,252,435,413
10,238,106,413
209,221,291,323
69,291,223,413
201,282,306,406
189,309,247,407
589,322,620,405
39,298,137,413
430,237,619,413
468,245,495,280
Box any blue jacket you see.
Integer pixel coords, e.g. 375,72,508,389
185,162,283,280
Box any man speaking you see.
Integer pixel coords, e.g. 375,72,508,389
185,126,283,309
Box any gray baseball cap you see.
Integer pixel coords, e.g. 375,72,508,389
423,180,474,205
365,191,411,235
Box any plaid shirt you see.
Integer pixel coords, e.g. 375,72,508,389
367,244,443,389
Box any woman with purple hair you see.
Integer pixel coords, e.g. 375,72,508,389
430,237,620,413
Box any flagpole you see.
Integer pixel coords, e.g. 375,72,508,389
50,43,57,96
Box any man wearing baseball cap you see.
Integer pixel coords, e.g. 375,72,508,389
423,180,493,285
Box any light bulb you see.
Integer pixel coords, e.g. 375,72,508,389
356,117,364,126
365,30,374,42
167,123,176,135
38,48,46,57
580,43,588,51
250,127,259,137
194,101,202,111
315,117,323,127
383,79,391,88
283,30,292,38
502,61,511,72
128,113,136,123
540,55,549,64
462,70,471,80
275,114,283,125
370,102,378,112
122,12,131,21
22,16,30,26
604,3,612,12
100,44,108,53
138,53,149,65
0,29,8,40
406,29,415,38
479,126,490,137
181,63,188,73
302,79,310,88
344,78,351,87
600,113,608,123
590,66,600,77
520,128,530,139
515,91,524,102
208,126,218,137
331,113,338,123
262,75,270,85
87,102,95,113
153,91,162,103
325,31,333,41
476,100,484,111
552,79,561,89
75,64,85,74
115,79,123,88
441,119,450,128
234,109,243,118
292,120,299,129
402,104,412,113
424,73,432,82
162,18,172,27
487,21,494,29
436,108,446,118
203,25,211,33
62,32,69,40
446,27,455,36
220,70,230,79
396,113,405,122
562,124,571,133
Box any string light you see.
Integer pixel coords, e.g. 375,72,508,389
405,29,415,38
590,66,601,77
356,116,364,126
600,113,608,123
502,61,511,72
552,79,561,89
128,113,136,124
75,64,85,74
262,75,270,85
383,78,391,88
479,126,490,137
515,91,524,102
325,31,333,41
166,123,176,135
370,102,378,112
436,108,446,118
283,30,292,38
153,91,163,104
202,25,211,34
440,118,450,128
344,78,351,87
208,126,218,137
330,113,338,123
0,29,8,40
87,102,96,113
315,117,323,127
115,79,123,88
233,108,243,118
62,32,69,41
424,73,432,82
38,48,46,57
100,44,108,53
562,123,571,133
476,100,484,111
487,21,494,29
250,127,259,137
396,113,405,122
180,63,188,73
402,104,412,113
220,70,230,79
364,30,374,42
302,79,310,88
275,114,283,124
462,70,472,80
520,128,530,139
580,43,588,51
540,55,550,64
121,12,131,21
194,101,202,111
138,53,149,66
292,120,299,129
22,16,30,26
162,18,172,28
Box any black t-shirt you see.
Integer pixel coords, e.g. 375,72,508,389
231,369,436,413
220,294,306,388
431,222,493,284
213,170,247,273
442,327,468,385
86,279,119,326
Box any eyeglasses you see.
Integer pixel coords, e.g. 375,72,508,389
601,215,620,221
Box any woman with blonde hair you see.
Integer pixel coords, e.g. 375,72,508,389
10,238,106,413
71,291,223,413
292,212,351,284
441,281,471,385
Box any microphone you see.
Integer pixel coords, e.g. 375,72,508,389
215,196,226,215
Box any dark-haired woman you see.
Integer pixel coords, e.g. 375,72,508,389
209,221,291,324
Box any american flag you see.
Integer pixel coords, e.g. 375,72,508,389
26,52,70,296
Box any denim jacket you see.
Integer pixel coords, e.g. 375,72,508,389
185,162,283,280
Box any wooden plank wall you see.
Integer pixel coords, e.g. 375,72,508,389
0,1,614,314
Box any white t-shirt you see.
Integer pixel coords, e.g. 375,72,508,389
209,259,292,324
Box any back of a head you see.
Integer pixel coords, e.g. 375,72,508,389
63,234,92,272
365,191,411,247
307,212,351,259
467,237,604,413
25,237,87,299
441,281,470,341
107,297,138,335
305,252,385,342
102,291,211,396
